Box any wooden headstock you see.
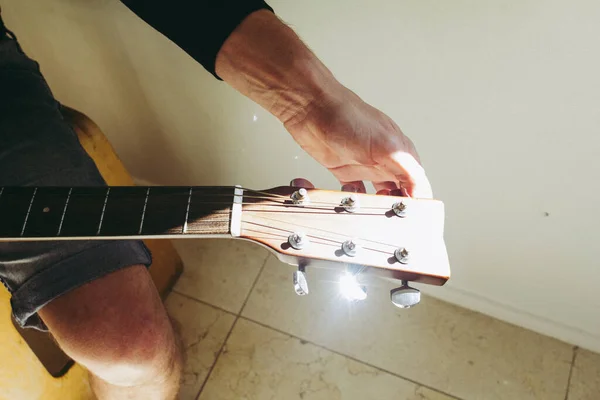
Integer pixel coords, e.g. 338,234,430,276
240,186,450,287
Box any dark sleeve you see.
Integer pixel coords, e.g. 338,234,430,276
120,0,274,80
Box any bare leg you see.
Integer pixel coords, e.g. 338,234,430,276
39,265,182,400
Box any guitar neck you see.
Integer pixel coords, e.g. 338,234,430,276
0,186,243,241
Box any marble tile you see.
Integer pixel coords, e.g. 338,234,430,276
242,256,573,400
568,349,600,400
165,292,236,400
199,318,455,400
173,239,269,313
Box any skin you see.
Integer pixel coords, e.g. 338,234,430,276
37,8,432,400
216,10,433,198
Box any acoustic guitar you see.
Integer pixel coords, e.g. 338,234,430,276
0,183,450,308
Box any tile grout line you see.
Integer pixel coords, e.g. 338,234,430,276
563,346,579,400
239,316,464,400
192,254,271,400
172,290,237,317
193,317,240,400
236,253,271,317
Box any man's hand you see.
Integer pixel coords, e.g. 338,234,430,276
216,10,432,198
283,85,432,198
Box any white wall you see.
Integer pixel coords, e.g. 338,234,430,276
3,0,599,351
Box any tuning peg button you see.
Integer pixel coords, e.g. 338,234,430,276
390,281,420,308
293,267,309,296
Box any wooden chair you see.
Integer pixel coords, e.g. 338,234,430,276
0,106,183,399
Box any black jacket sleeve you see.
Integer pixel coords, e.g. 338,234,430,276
120,0,274,80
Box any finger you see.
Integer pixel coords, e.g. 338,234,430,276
289,178,315,189
340,181,367,193
376,189,391,196
373,181,398,192
390,188,408,197
328,164,390,184
384,151,433,199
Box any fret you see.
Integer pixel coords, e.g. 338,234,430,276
183,187,193,233
142,187,190,235
138,188,150,234
60,187,110,237
185,187,233,235
20,188,38,236
0,187,36,237
23,187,71,237
99,187,147,236
1,186,236,239
57,188,73,236
97,188,110,235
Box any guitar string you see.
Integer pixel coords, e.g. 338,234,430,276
2,198,400,216
242,214,401,249
0,187,402,210
2,208,408,256
0,188,411,242
241,220,398,257
3,194,397,211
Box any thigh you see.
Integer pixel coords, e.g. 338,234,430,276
0,34,151,330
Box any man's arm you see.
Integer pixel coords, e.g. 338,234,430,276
121,1,431,197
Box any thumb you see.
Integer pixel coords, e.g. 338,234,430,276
385,151,433,199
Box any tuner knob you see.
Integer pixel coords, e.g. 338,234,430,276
293,266,309,296
390,281,420,308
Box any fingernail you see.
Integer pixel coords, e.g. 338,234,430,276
290,178,315,188
341,184,359,192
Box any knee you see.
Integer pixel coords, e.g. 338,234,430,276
99,319,181,387
38,265,183,388
98,318,182,387
61,308,182,387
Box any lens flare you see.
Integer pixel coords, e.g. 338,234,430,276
339,272,367,301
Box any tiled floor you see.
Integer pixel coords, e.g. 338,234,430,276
168,239,600,400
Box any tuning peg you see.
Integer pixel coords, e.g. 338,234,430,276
341,193,359,212
291,187,310,205
394,247,410,264
293,266,309,296
390,280,420,308
288,232,309,250
392,201,407,218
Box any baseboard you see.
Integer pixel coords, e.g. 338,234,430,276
421,284,600,353
131,176,600,353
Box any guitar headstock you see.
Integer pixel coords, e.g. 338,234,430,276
239,184,450,307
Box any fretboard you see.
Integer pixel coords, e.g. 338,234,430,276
0,186,241,241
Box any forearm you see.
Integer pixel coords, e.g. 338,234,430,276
120,0,273,78
215,10,344,125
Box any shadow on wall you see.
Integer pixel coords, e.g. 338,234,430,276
4,0,298,187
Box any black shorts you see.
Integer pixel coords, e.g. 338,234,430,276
0,28,151,330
